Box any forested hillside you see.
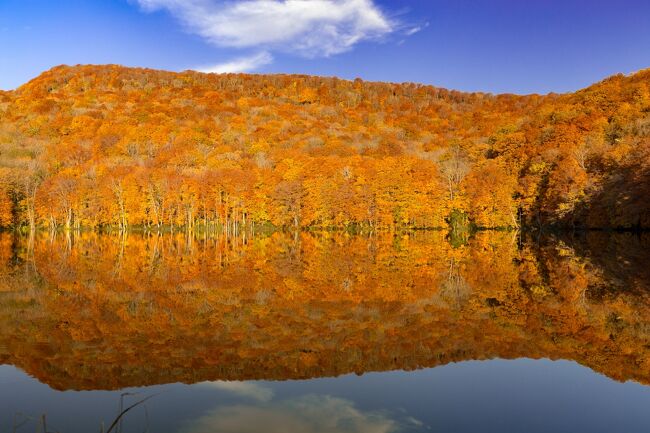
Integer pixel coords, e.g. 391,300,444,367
0,64,648,231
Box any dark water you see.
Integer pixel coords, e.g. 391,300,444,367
0,231,648,432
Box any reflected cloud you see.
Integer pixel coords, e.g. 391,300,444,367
182,394,405,433
199,380,274,402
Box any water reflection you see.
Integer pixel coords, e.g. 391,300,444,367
0,231,648,390
2,359,650,433
0,230,649,432
182,394,406,433
199,381,274,402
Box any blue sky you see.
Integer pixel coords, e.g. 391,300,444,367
1,0,649,94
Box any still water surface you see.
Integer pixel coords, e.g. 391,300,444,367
0,231,648,432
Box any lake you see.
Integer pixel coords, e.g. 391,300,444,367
0,230,648,432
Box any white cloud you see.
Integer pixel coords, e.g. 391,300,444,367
405,22,428,36
136,0,395,59
195,51,273,73
181,394,401,433
198,380,274,402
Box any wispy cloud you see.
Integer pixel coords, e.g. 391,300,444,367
135,0,398,72
405,22,428,36
195,51,273,73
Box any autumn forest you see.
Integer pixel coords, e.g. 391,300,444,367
0,64,648,232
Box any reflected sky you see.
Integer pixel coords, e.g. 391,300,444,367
2,358,650,433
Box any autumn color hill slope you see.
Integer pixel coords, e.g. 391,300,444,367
0,64,649,230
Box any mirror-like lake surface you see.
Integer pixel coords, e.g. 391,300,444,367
0,231,649,432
